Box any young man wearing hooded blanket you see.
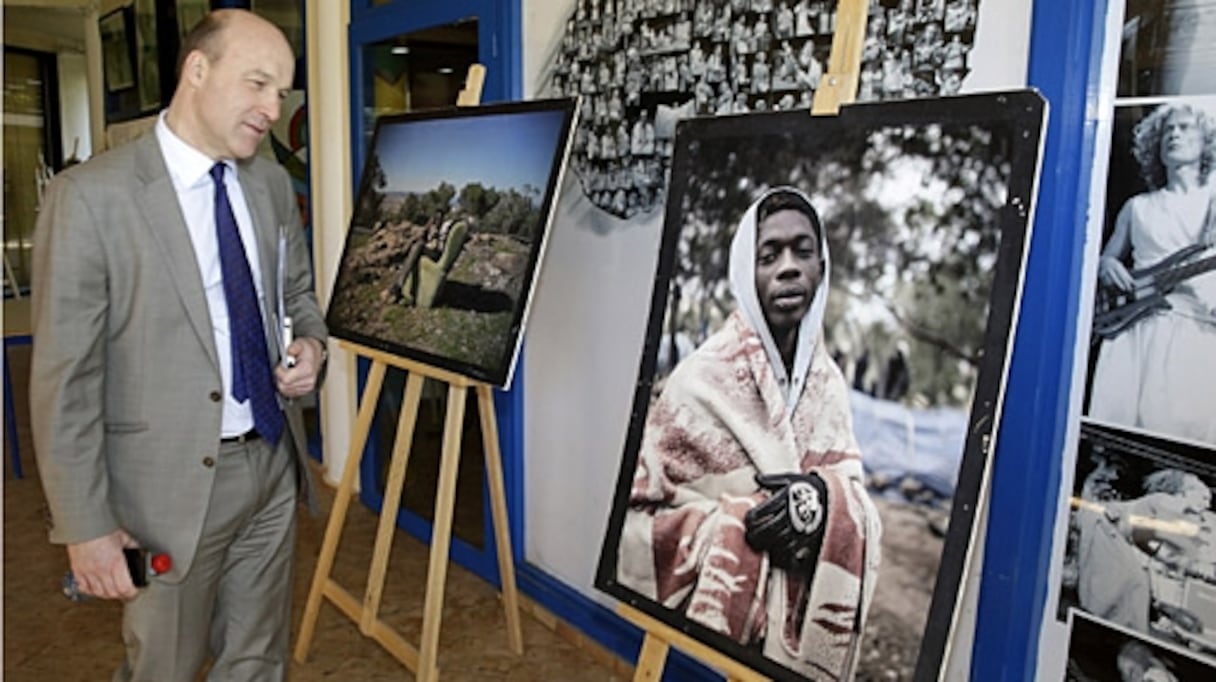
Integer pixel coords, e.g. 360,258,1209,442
616,187,882,680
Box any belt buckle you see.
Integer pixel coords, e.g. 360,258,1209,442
222,430,258,444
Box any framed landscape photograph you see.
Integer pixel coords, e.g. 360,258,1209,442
595,90,1047,681
325,98,578,387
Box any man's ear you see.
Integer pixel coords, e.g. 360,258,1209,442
182,50,208,85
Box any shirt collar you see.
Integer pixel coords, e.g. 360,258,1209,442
156,111,232,188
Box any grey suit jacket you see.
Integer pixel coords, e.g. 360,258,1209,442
30,131,327,581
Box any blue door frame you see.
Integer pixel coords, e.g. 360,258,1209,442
972,0,1109,679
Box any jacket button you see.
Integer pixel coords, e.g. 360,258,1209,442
202,457,215,468
209,391,222,402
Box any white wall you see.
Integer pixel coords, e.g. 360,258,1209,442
305,0,355,489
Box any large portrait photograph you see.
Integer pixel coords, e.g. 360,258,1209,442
1056,419,1216,665
325,99,578,387
1083,97,1216,453
595,90,1047,681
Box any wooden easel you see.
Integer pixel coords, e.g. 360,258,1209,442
294,64,521,681
621,1,870,679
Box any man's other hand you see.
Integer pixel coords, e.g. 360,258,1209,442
66,528,139,600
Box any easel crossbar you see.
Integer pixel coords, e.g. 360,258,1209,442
324,578,422,669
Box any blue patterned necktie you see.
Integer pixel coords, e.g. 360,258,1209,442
210,163,284,445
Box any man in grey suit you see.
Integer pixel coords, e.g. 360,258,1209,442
30,10,326,680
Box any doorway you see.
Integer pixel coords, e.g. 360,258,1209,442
348,0,521,583
3,48,60,297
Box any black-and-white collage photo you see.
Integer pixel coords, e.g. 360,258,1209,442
542,0,981,219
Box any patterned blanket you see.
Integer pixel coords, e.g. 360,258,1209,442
617,310,882,680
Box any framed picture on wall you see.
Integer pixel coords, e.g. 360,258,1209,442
325,98,579,388
250,0,305,59
100,8,135,93
594,90,1047,681
175,0,210,40
134,0,161,111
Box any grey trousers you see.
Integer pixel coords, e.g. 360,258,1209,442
114,436,298,682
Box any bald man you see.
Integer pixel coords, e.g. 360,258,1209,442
31,10,326,679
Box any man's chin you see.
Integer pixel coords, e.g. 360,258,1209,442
235,134,266,159
764,309,808,335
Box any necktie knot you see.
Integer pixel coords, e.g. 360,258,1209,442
209,162,226,186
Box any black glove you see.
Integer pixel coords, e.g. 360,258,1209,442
744,472,828,572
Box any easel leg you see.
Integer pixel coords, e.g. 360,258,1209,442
633,633,670,682
476,385,524,654
361,373,425,632
294,361,387,662
415,382,468,681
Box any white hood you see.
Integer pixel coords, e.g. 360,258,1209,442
727,186,829,420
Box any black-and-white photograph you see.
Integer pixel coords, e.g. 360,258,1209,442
1066,609,1214,681
1057,420,1216,663
541,0,983,219
595,90,1046,681
1118,0,1216,98
1084,99,1216,451
325,99,577,387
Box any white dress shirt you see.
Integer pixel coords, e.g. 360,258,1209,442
156,113,267,438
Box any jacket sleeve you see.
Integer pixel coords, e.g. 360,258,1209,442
29,173,120,545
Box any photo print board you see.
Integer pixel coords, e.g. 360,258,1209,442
1056,419,1216,666
1066,609,1214,682
595,89,1047,682
325,98,578,388
1083,95,1216,453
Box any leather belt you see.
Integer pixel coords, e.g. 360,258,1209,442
220,430,260,444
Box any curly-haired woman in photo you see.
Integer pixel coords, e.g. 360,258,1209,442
1090,102,1216,448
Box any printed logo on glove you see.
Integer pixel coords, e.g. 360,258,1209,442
744,472,829,572
787,480,825,535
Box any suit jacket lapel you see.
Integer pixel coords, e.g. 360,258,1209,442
131,134,220,371
238,162,283,357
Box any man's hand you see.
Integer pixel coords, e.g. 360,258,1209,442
275,336,325,398
744,472,828,572
66,529,139,600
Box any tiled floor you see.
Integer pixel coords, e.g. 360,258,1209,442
3,344,627,681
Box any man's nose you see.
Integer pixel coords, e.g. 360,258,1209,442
776,249,801,274
259,95,282,124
